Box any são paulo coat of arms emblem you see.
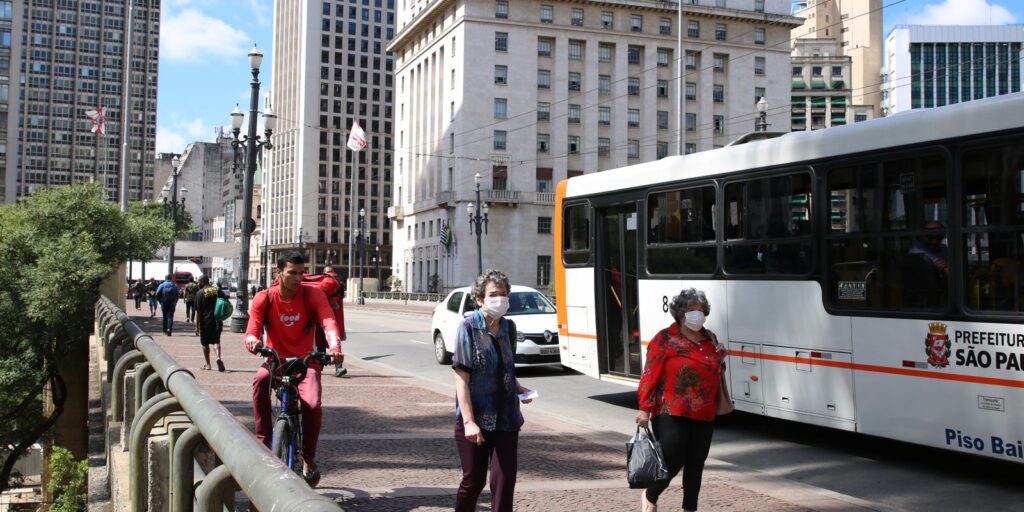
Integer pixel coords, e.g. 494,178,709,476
925,322,951,368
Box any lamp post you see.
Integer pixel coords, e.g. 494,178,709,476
296,227,307,256
228,44,276,333
374,245,380,282
756,96,770,132
357,208,366,304
467,173,490,277
165,156,187,276
141,198,148,280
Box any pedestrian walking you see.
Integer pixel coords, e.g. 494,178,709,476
133,278,147,310
146,278,159,317
155,274,180,336
323,265,348,377
183,277,200,323
452,269,533,512
636,287,727,512
193,275,226,371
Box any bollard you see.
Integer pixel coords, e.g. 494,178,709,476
194,465,238,512
130,395,182,512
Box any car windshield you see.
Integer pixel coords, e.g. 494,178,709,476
507,291,555,315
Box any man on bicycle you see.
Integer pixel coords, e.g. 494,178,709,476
244,251,343,486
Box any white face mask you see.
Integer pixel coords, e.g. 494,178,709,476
480,296,510,320
683,310,706,331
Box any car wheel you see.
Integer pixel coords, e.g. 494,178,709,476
434,332,452,365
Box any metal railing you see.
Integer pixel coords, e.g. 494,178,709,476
95,296,341,512
362,291,445,303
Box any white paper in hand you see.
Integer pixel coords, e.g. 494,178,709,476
517,389,538,401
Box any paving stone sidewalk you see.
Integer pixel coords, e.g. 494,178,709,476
128,302,869,512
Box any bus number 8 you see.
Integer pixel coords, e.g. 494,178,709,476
662,296,669,313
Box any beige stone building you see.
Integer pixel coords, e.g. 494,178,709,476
792,0,882,116
790,38,873,131
388,0,802,292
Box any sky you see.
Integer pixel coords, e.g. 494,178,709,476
154,0,1024,156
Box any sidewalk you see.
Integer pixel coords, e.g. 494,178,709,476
130,302,876,512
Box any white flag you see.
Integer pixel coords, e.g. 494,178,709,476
85,107,106,135
347,121,368,152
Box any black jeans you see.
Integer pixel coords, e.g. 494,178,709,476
454,420,518,512
645,414,715,511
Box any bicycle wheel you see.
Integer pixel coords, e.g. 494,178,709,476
271,418,303,474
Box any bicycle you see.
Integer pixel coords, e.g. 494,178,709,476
255,345,330,480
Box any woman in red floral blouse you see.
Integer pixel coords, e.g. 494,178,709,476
636,288,726,512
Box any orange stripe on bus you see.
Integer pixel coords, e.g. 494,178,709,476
553,180,568,339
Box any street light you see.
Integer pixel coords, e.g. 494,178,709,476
228,44,277,333
374,245,380,282
467,173,490,276
756,96,770,132
165,156,187,276
357,208,366,305
141,198,148,280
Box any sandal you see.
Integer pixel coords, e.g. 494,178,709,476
302,468,321,488
216,359,226,372
200,364,211,371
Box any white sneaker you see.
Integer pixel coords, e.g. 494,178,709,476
641,490,657,512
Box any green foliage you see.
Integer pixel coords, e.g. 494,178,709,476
126,199,193,248
0,184,174,491
46,446,87,512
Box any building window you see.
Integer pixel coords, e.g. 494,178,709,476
538,217,553,234
660,17,671,35
686,82,697,100
494,65,508,84
538,37,552,56
540,4,553,23
686,113,696,132
688,21,699,38
599,75,611,94
755,87,765,104
755,56,765,75
715,23,727,41
812,66,822,76
685,51,697,69
569,40,583,60
657,48,670,66
628,77,640,95
628,139,640,159
631,14,643,32
601,11,613,29
492,165,508,190
538,69,551,88
494,98,507,118
568,104,581,123
713,53,726,71
493,130,507,150
537,256,552,286
537,133,550,152
537,102,550,121
495,0,508,18
495,32,508,51
755,0,765,12
713,84,724,103
571,8,584,26
657,110,669,129
854,114,867,122
792,66,802,76
714,115,724,134
657,142,668,160
451,69,456,88
628,108,640,127
628,46,642,65
568,136,580,154
568,72,581,91
599,43,613,62
599,137,611,156
599,106,611,125
754,28,765,45
657,80,669,97
832,65,843,76
685,143,696,154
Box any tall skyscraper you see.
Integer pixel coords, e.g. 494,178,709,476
792,0,883,116
0,1,17,203
388,0,801,293
884,25,1024,114
5,0,161,204
266,0,395,284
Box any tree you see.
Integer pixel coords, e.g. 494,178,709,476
126,199,195,242
0,184,174,492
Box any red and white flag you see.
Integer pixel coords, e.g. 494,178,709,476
347,121,367,152
85,107,106,135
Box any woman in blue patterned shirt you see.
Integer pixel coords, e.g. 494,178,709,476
452,269,533,512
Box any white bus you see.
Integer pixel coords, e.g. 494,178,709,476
553,93,1024,463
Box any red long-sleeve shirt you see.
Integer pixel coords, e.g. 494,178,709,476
637,322,725,421
245,285,341,360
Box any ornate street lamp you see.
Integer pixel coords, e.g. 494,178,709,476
357,208,366,305
229,44,277,333
756,96,770,132
467,173,490,277
165,156,187,276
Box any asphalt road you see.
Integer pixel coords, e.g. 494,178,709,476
342,307,1024,512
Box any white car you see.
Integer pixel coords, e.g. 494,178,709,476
431,285,562,367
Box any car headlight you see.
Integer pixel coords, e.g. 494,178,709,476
516,331,525,343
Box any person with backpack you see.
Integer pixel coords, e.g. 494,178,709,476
193,275,227,371
183,277,200,323
322,266,348,377
155,274,180,336
244,251,343,487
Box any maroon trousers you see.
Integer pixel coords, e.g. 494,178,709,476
252,361,323,464
454,420,519,512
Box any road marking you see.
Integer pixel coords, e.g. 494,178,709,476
408,339,427,344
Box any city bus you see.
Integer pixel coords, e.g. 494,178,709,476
553,93,1024,463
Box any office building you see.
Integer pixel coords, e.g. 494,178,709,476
6,0,161,203
388,0,801,292
884,25,1024,114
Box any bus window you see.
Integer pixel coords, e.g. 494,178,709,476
563,203,591,265
723,172,813,275
646,185,716,275
962,141,1024,313
826,153,949,310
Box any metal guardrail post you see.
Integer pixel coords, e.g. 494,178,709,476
106,330,130,380
134,361,154,418
112,350,145,422
171,426,202,512
194,465,237,512
130,394,183,512
142,371,164,404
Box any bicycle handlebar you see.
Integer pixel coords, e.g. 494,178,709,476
255,345,331,367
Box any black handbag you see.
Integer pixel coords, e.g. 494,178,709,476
626,425,669,489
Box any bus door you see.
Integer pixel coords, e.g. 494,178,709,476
597,205,642,378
